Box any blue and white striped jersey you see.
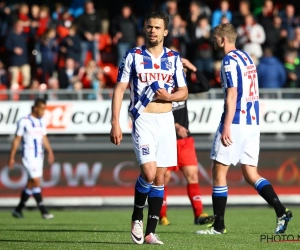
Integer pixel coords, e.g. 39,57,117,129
220,49,259,126
117,45,187,120
16,115,46,159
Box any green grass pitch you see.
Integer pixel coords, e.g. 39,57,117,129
0,206,299,250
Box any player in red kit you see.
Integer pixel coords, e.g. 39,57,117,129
159,58,214,226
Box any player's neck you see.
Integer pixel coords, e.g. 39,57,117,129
146,43,164,59
30,113,38,119
224,44,236,55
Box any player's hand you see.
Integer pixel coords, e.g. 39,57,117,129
110,124,123,145
155,88,170,101
8,158,15,169
48,151,55,165
221,127,233,147
175,124,188,138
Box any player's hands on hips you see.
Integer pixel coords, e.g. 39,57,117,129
8,158,15,169
175,123,188,138
155,88,170,101
110,124,123,145
221,127,233,147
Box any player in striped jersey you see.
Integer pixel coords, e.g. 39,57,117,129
110,11,188,244
196,23,292,235
8,98,54,219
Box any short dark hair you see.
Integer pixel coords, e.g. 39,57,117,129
34,98,46,107
146,11,169,30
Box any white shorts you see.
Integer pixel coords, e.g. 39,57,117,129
22,157,44,178
132,111,177,167
210,123,260,166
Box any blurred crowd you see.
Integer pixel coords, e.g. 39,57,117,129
0,0,300,100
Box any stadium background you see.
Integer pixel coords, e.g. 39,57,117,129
0,0,300,208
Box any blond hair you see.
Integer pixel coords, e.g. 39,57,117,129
214,23,237,43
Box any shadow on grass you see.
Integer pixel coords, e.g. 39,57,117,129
0,239,132,245
0,228,193,234
0,229,126,233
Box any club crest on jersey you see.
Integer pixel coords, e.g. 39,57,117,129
165,61,172,69
142,146,150,155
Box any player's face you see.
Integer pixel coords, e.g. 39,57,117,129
144,18,168,47
213,33,224,50
34,104,46,118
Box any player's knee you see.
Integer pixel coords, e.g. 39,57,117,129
185,171,198,183
141,173,156,183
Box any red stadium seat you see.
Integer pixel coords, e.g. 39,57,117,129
0,85,8,100
101,63,118,87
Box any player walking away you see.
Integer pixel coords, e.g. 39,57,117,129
196,23,292,235
110,11,188,245
159,57,214,226
8,98,55,219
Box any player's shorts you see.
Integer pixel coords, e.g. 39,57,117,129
168,136,198,171
132,111,177,167
22,157,44,179
210,123,260,166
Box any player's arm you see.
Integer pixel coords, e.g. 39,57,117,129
156,54,188,101
181,58,211,93
8,135,22,169
222,57,238,146
43,135,54,165
155,86,188,102
110,81,129,145
175,123,189,138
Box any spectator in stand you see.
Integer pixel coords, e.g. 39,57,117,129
161,0,178,29
257,47,286,90
55,9,74,40
0,59,8,87
211,0,232,29
58,57,80,90
78,59,105,99
36,6,52,38
21,78,42,100
283,49,300,88
255,0,278,32
0,1,11,39
16,3,31,35
68,0,85,19
264,15,287,61
280,3,299,41
135,34,145,47
210,60,222,89
192,16,214,79
39,28,58,84
185,1,207,41
29,4,40,73
5,20,31,88
232,0,251,28
236,14,266,61
288,27,300,57
47,76,60,100
59,24,81,67
165,13,190,58
52,2,64,21
110,4,138,66
75,0,101,66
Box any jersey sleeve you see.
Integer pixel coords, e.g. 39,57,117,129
173,55,187,88
15,118,26,136
117,51,134,83
222,56,238,88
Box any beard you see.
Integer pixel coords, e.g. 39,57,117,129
147,37,162,47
